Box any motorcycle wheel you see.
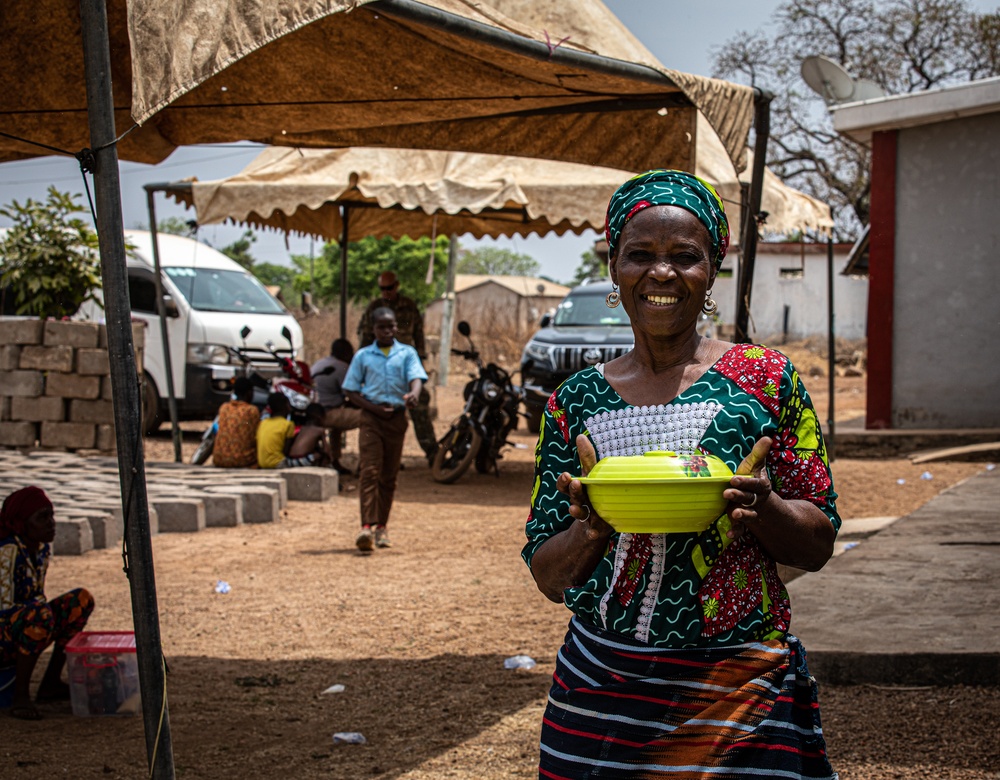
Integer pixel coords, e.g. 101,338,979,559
430,419,481,484
190,432,215,465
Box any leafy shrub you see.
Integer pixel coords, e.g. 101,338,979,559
0,187,102,318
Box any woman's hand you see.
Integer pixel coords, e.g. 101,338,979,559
721,436,835,570
556,435,614,542
723,436,773,541
530,435,614,602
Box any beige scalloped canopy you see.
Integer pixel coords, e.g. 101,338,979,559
167,125,831,248
0,0,754,174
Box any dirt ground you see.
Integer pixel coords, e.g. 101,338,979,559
3,346,997,779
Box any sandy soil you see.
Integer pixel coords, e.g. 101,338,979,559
3,349,996,779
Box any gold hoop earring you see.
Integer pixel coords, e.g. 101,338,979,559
702,290,718,316
606,284,620,309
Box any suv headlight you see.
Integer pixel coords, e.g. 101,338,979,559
186,344,231,365
522,341,552,367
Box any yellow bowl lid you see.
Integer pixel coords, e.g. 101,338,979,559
578,451,733,484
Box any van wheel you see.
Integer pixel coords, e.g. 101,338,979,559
142,372,164,435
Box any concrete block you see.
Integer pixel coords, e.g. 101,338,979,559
76,348,110,376
0,421,37,447
240,477,288,508
204,486,279,523
19,345,74,372
69,399,115,425
44,372,101,400
53,517,94,555
0,320,43,346
40,421,96,449
150,497,206,533
0,345,21,371
65,511,120,549
200,492,243,527
3,370,44,397
279,467,338,501
11,395,64,422
0,396,9,422
101,375,114,400
44,320,100,349
95,424,116,452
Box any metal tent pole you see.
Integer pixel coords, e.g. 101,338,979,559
144,188,182,462
437,236,458,386
734,89,773,343
79,1,175,776
340,206,349,340
826,235,836,460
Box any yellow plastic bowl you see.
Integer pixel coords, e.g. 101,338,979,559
578,451,734,533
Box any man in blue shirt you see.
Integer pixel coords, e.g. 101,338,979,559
343,307,428,552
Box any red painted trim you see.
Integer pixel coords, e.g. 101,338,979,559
866,130,897,429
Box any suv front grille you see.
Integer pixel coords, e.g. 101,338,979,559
552,345,632,372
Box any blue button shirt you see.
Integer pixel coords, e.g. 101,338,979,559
342,340,428,407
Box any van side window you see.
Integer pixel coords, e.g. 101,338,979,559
128,269,159,313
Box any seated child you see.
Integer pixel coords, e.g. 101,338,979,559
212,376,260,468
281,403,332,468
256,393,296,469
1,486,94,720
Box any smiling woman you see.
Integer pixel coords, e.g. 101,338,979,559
522,170,840,778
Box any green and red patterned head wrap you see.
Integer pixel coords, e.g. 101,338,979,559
0,485,53,538
605,169,730,268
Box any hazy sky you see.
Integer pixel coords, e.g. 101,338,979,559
1,1,994,283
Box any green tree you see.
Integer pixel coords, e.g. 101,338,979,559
219,229,258,270
252,261,298,303
292,235,450,309
457,246,540,276
714,0,1000,235
570,248,607,287
0,187,102,318
156,217,197,237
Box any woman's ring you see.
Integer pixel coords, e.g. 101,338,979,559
742,493,758,509
577,504,592,523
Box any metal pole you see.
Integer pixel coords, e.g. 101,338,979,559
734,89,773,343
340,206,349,340
826,236,836,461
144,187,182,463
437,236,459,386
79,0,175,777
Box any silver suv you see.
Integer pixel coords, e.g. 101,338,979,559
519,280,633,430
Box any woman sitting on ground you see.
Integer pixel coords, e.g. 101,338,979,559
0,486,94,720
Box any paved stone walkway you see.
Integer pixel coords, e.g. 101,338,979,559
0,450,338,555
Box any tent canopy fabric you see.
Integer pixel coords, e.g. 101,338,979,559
165,140,831,245
0,0,754,174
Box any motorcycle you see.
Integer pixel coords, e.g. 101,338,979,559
430,321,525,484
190,325,329,465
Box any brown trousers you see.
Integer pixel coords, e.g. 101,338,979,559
321,405,362,460
357,408,408,527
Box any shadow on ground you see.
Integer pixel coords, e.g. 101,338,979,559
1,653,550,780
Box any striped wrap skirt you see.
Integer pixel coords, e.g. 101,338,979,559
539,617,837,779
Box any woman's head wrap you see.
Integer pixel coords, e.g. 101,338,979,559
0,486,53,539
605,169,730,267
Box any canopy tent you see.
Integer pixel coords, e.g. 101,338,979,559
164,132,831,246
1,0,754,174
2,2,766,776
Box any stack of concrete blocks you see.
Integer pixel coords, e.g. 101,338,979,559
0,319,145,454
0,449,339,555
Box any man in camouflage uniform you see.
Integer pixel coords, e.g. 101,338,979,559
358,271,437,462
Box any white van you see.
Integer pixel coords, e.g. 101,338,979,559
78,230,303,433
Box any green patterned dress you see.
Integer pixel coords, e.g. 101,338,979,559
523,344,840,648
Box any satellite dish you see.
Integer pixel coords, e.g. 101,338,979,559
849,78,887,102
801,55,856,105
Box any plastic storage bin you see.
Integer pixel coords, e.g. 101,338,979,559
65,631,141,716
